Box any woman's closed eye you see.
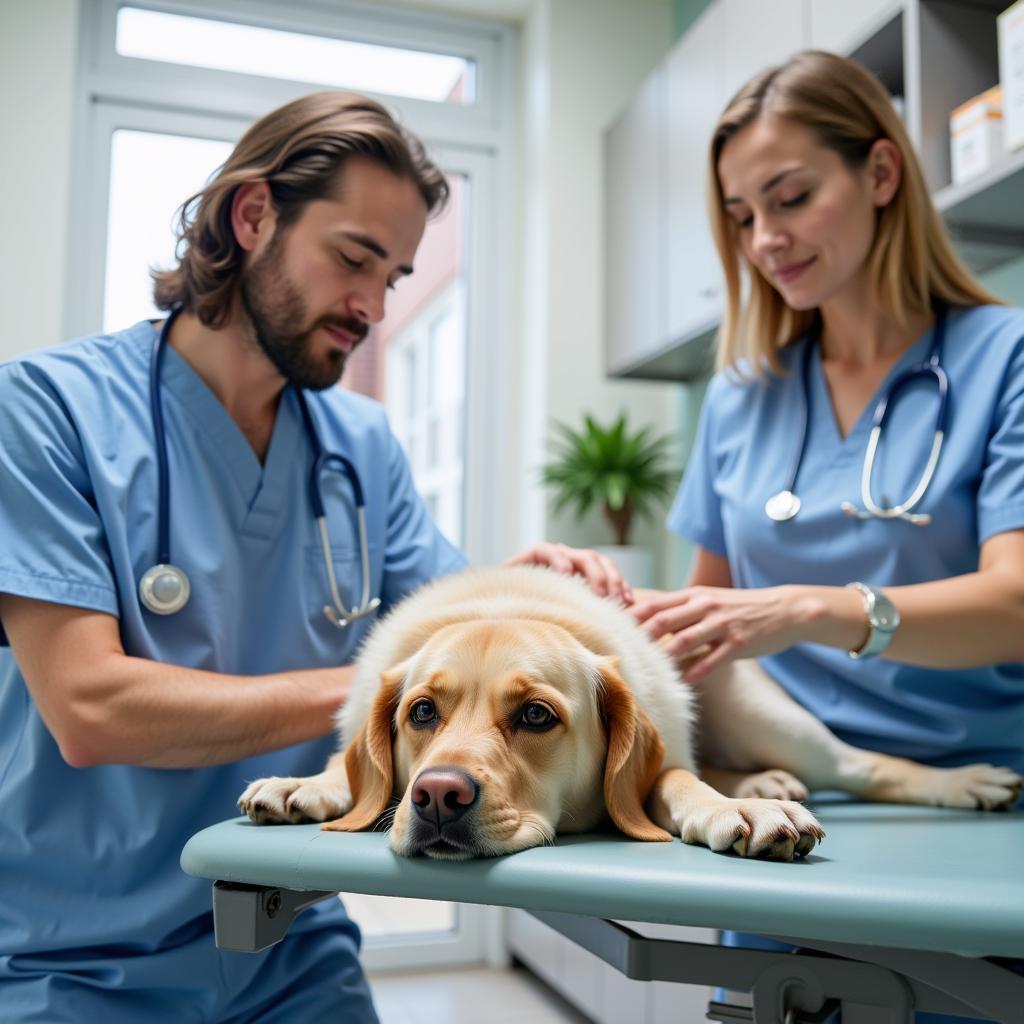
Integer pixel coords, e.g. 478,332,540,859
779,189,810,209
734,190,811,229
338,251,365,270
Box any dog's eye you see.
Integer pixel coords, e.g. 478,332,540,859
518,702,557,731
410,699,437,726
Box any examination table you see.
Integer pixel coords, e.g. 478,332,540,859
181,799,1024,1023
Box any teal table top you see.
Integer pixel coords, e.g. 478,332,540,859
181,800,1024,959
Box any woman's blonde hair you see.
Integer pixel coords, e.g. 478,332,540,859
708,50,1000,375
153,92,449,327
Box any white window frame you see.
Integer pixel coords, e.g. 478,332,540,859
67,0,518,970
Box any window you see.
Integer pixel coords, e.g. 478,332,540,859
103,129,232,332
71,0,515,972
115,7,476,104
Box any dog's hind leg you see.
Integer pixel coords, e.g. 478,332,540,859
647,767,824,861
698,660,1022,810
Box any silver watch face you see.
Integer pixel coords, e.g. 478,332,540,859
870,593,900,632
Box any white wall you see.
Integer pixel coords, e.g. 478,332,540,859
0,0,80,361
516,0,685,584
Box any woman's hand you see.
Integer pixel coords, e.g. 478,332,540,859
631,584,821,682
504,544,633,604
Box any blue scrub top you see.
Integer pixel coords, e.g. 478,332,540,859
0,320,466,961
669,304,1024,773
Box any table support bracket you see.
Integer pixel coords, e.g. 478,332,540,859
529,911,1022,1024
212,881,337,952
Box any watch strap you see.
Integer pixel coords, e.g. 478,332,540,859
846,582,899,660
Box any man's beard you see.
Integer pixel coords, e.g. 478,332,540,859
239,234,368,392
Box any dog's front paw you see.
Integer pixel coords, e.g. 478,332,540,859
681,798,824,861
926,764,1022,811
238,774,352,824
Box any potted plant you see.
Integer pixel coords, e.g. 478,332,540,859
542,412,680,587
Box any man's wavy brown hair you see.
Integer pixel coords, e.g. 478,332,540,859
152,91,449,327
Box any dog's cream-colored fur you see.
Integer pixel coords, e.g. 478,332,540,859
240,566,1021,861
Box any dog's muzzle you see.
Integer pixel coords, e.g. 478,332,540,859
406,767,482,858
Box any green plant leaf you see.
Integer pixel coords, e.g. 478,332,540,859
539,411,683,545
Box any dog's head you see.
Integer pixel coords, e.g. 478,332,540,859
323,618,671,858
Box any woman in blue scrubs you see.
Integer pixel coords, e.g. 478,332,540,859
632,51,1024,1024
0,92,626,1023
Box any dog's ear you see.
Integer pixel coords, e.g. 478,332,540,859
598,657,672,842
322,666,404,832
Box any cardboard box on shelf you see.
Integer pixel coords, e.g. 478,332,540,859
950,85,1005,184
999,0,1024,152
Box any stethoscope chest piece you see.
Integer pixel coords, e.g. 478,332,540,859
765,489,801,522
139,563,191,615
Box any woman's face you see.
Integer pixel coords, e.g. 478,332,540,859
716,113,898,313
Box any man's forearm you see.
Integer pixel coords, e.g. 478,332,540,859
66,657,355,769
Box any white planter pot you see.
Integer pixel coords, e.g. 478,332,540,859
592,545,654,589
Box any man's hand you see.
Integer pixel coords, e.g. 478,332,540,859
505,543,633,604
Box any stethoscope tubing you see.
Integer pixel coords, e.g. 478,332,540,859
294,390,380,627
140,309,378,626
769,305,948,525
149,312,174,567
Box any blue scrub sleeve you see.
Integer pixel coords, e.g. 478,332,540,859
665,375,728,557
0,363,119,640
379,428,466,611
977,334,1024,543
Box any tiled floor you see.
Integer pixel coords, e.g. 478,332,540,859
368,965,592,1024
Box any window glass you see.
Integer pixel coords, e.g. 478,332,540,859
116,7,475,104
103,129,232,332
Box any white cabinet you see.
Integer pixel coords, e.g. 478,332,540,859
606,0,809,381
665,1,725,354
663,0,808,365
723,0,808,99
808,0,901,55
604,64,666,376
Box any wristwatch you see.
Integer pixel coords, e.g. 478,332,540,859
846,582,900,660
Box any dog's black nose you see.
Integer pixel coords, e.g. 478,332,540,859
411,768,479,828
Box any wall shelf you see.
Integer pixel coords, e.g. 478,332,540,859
935,147,1024,273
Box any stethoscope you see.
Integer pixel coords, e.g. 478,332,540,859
137,310,381,628
764,305,949,527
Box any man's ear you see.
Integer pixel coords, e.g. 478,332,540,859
321,666,404,833
230,180,276,254
598,657,672,842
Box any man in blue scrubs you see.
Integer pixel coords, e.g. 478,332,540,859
0,92,625,1022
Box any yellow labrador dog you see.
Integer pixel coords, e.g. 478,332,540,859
239,567,1021,861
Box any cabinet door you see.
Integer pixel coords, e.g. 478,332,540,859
666,1,726,348
808,0,900,55
724,0,808,99
604,64,667,375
